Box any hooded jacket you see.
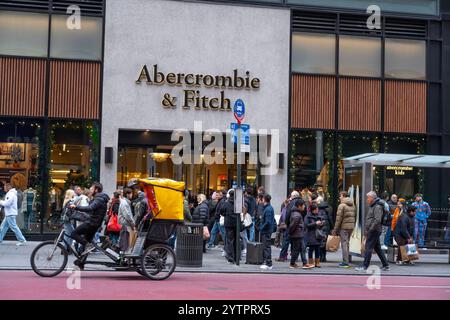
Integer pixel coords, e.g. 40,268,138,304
304,212,324,246
0,188,18,217
76,192,110,227
259,203,275,235
394,213,415,240
365,198,384,233
221,198,238,229
334,197,356,232
318,201,333,234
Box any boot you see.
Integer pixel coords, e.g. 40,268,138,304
302,258,315,269
315,258,321,268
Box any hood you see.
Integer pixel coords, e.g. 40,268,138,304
95,192,110,204
343,198,354,206
137,191,145,200
371,198,382,207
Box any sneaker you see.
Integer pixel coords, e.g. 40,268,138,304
421,247,427,251
16,241,27,246
260,265,273,270
355,266,367,272
302,264,315,269
206,244,215,249
381,265,390,271
381,245,388,250
338,262,351,268
241,249,247,256
289,263,300,269
396,261,403,265
221,250,226,257
80,243,95,256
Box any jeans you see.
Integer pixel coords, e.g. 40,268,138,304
384,227,393,246
414,219,427,246
240,229,248,251
63,221,75,249
279,229,290,259
109,232,120,245
380,226,388,246
290,237,306,265
363,230,389,269
307,245,320,259
208,221,225,246
0,216,26,242
249,218,255,242
339,229,353,264
261,233,272,267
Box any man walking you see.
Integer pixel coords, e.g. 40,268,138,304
356,191,390,272
332,191,356,268
276,190,300,262
0,183,27,245
207,189,227,248
412,193,431,247
222,189,238,263
259,194,275,270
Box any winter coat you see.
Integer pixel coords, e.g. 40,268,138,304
0,188,18,217
259,204,275,235
288,208,305,239
246,195,257,218
75,192,110,227
365,198,384,234
222,198,238,229
192,201,209,226
318,202,333,235
391,206,404,231
133,192,149,226
304,212,324,246
118,198,135,228
334,197,356,231
394,213,415,241
214,198,226,222
284,197,300,227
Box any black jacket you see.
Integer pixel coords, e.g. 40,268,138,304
288,208,305,239
246,195,257,218
318,202,333,235
192,201,209,226
222,198,238,229
76,192,110,227
214,198,226,222
304,212,324,246
394,213,414,240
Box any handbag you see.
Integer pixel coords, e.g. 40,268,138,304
107,213,121,233
242,213,253,228
326,235,341,252
315,228,327,241
401,244,419,261
203,226,210,240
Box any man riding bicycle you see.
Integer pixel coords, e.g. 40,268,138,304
69,182,110,256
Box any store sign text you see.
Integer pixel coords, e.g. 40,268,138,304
386,166,413,176
136,64,260,110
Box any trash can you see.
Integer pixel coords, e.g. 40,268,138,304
176,223,203,267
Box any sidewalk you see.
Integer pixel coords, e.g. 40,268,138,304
1,241,449,277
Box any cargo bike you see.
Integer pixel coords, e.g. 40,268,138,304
30,178,185,280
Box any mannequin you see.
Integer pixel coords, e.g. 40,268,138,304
22,187,37,231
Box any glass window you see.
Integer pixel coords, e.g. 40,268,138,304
339,36,381,77
46,121,100,233
0,11,48,57
292,33,336,74
0,119,44,234
286,0,439,16
385,39,426,80
50,15,103,60
289,131,334,201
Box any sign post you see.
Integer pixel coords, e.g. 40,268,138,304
233,99,245,266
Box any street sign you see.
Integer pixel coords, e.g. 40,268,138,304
231,123,250,151
233,99,245,123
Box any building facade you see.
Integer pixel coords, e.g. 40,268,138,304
0,0,449,237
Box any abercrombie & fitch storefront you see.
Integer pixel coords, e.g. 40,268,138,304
100,0,290,207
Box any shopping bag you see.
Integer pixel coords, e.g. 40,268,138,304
203,226,210,240
219,216,225,226
360,236,366,256
405,244,419,261
241,213,253,228
326,235,341,252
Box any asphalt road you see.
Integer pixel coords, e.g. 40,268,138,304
1,271,449,300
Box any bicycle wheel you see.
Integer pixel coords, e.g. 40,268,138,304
141,244,176,280
30,240,68,277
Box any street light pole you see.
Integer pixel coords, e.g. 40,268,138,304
236,121,241,266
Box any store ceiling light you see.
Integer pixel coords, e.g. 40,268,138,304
151,153,170,163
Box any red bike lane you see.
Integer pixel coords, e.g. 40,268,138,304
1,271,450,300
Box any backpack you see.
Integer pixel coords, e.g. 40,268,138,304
378,201,392,227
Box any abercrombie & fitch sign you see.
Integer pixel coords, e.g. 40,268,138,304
136,64,260,110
